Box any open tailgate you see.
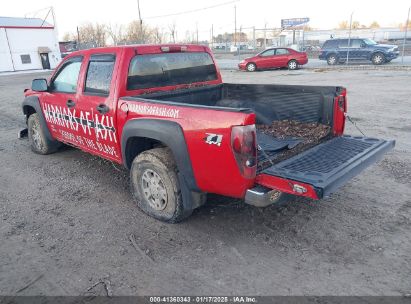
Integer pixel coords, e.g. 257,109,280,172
257,135,395,199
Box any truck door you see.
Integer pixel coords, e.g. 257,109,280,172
75,53,122,162
41,56,84,144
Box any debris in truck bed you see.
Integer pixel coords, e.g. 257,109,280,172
257,120,331,142
256,120,331,170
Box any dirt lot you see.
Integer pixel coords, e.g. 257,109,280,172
0,69,410,296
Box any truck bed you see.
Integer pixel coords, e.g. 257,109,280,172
140,82,339,166
129,82,394,198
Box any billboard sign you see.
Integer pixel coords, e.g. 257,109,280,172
281,18,310,28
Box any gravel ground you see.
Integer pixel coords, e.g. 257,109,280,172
0,69,410,296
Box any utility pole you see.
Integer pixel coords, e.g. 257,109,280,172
253,26,256,49
137,0,143,43
77,26,80,49
346,11,354,65
238,25,242,60
234,5,237,47
196,23,199,44
263,22,267,49
402,6,410,64
211,24,214,49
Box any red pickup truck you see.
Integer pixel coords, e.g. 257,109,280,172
21,44,394,222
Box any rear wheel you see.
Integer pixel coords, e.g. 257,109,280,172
288,59,298,70
130,148,192,223
372,53,385,65
327,54,338,65
246,63,256,72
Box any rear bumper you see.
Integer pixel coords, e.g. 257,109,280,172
318,54,327,60
245,186,279,207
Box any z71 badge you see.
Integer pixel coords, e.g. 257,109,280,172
204,133,223,146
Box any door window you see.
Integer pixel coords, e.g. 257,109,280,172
51,57,82,93
84,54,115,95
275,48,290,55
322,39,339,49
260,49,275,57
338,40,349,48
350,39,362,48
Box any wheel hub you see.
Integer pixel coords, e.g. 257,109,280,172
141,169,167,211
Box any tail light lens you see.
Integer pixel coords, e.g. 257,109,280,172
333,89,347,135
231,125,257,179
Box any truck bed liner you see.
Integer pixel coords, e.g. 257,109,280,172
261,135,395,198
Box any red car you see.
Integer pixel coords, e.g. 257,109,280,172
238,47,308,71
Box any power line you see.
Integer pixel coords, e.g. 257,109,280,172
144,0,240,19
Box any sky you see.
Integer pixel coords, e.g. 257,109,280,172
2,0,411,40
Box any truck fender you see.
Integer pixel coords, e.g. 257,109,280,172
121,119,203,210
22,96,58,144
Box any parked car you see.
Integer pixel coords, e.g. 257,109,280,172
238,47,308,71
319,38,399,65
22,44,394,223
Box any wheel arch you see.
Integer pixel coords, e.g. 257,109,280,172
371,50,385,58
122,118,203,210
22,96,55,142
246,62,257,69
287,59,298,66
121,119,199,190
327,52,338,59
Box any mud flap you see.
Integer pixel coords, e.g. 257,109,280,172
259,135,395,198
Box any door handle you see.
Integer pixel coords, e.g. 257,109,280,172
66,99,75,108
96,104,110,114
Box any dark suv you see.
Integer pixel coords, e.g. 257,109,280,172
319,38,399,65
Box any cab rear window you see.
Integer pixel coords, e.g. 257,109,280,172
127,52,218,90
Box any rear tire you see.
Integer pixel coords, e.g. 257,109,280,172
327,54,338,65
28,113,59,155
130,148,192,223
372,53,385,65
288,59,298,70
246,63,256,72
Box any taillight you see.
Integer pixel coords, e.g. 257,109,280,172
231,125,257,179
333,89,347,135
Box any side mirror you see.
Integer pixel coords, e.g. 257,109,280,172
361,43,366,48
31,79,48,92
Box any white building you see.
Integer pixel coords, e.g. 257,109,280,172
0,17,61,72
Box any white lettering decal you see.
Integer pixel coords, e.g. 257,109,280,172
128,103,180,119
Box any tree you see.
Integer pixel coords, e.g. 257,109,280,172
62,32,75,42
152,27,165,44
126,20,152,43
338,21,349,29
168,22,177,43
352,21,361,29
76,23,106,47
399,20,411,30
369,21,380,29
106,23,126,45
